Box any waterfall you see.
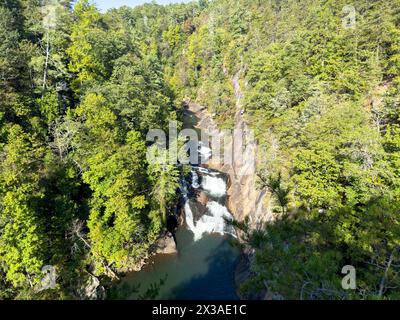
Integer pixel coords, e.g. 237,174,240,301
187,201,234,241
205,201,236,238
198,167,219,176
184,201,196,233
179,179,196,232
201,175,227,198
182,168,236,241
181,139,236,242
192,170,200,189
198,142,212,162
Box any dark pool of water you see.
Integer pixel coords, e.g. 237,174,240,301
111,228,240,300
109,109,240,300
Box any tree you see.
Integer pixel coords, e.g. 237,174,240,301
147,146,180,225
258,171,290,216
66,0,103,89
0,125,46,289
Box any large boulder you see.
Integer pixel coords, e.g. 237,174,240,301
196,191,209,206
155,234,177,255
80,275,106,300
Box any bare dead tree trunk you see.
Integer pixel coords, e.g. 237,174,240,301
69,220,120,281
42,30,50,93
378,249,396,297
100,260,119,281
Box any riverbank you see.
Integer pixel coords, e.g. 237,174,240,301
109,104,242,299
182,71,272,299
110,78,272,299
110,164,240,300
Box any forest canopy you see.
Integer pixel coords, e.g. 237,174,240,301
0,0,399,300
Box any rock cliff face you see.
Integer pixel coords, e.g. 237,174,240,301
186,72,274,227
187,75,275,299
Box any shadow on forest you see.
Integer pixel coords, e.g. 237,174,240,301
232,196,400,300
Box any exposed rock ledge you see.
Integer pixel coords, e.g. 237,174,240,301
154,233,177,255
120,233,178,274
185,71,279,300
187,102,273,227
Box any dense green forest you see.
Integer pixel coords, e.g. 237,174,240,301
0,0,399,300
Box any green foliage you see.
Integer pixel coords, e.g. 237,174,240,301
0,0,181,299
0,125,46,289
1,0,400,300
258,171,291,215
174,0,400,300
290,102,387,209
147,146,180,224
236,197,400,300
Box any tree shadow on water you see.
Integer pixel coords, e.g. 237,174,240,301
108,275,168,300
166,240,240,300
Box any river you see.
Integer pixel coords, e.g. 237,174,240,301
109,111,240,300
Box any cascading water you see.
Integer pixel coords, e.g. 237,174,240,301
191,170,200,189
198,142,212,162
113,111,240,300
182,144,236,242
184,193,235,242
200,174,227,198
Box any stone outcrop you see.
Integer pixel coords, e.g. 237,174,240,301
186,71,279,300
121,233,178,273
79,275,106,300
196,191,209,206
187,86,273,228
154,233,177,255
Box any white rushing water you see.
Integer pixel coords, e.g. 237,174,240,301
180,181,197,233
192,170,200,189
183,167,236,241
198,167,218,176
181,139,235,241
201,174,227,198
186,201,235,242
198,142,212,163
